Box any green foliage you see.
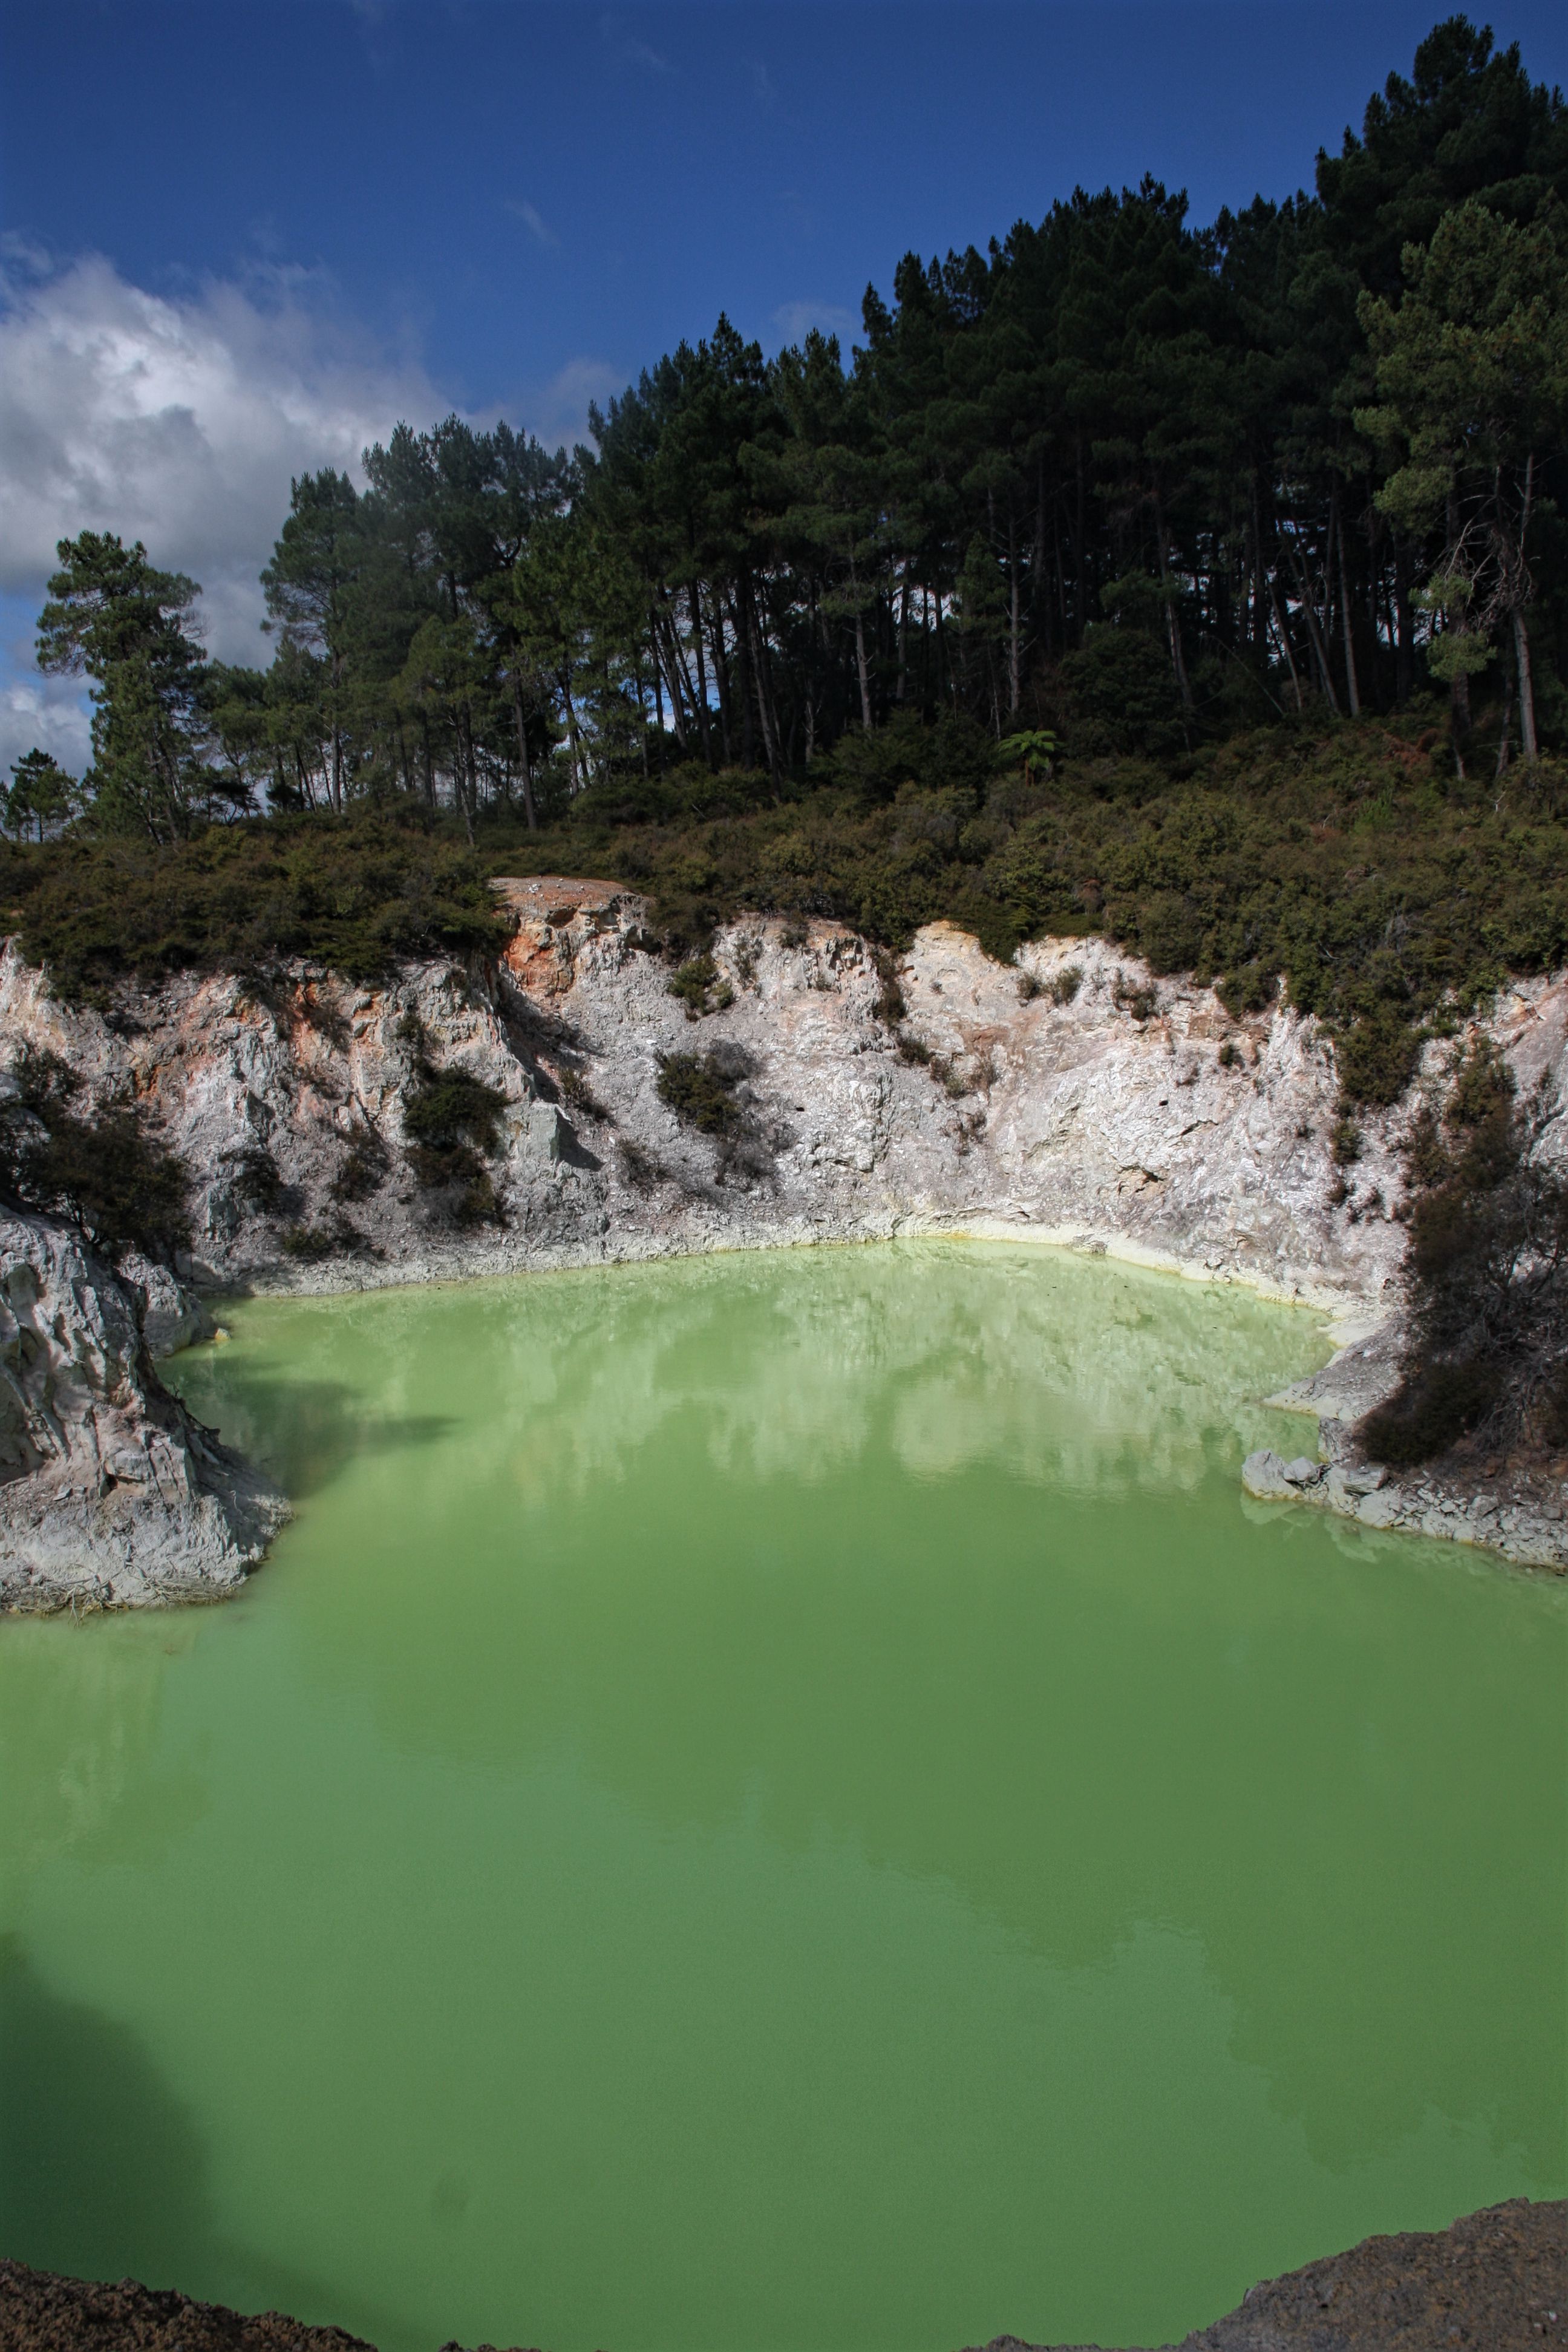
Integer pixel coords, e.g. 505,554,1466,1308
0,1047,189,1261
1,808,507,999
399,1055,509,1226
330,1128,391,1203
485,714,1568,1102
224,1146,285,1215
36,533,226,840
655,1049,748,1136
5,750,76,842
667,953,734,1018
1057,630,1188,760
1363,1039,1568,1464
400,1067,508,1155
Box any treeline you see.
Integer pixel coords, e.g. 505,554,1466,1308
8,14,1567,849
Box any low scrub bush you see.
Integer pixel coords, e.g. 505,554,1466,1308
9,716,1568,1108
1363,1042,1568,1466
655,1048,749,1137
667,953,734,1019
400,1057,509,1226
2,806,506,1000
0,1045,189,1260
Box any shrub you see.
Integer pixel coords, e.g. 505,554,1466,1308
1336,1016,1422,1109
330,1129,390,1203
401,1067,508,1156
0,1045,189,1260
10,717,1568,1114
225,1144,285,1214
557,1065,607,1121
616,1137,665,1191
1056,626,1187,760
667,953,733,1018
400,1059,509,1226
4,805,506,1001
1112,973,1158,1022
655,1048,748,1137
1361,1044,1568,1465
281,1221,338,1263
871,947,906,1025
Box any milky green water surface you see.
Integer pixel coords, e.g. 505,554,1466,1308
1,1242,1563,2352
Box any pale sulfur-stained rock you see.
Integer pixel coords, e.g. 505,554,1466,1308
7,883,1568,1581
0,1210,289,1610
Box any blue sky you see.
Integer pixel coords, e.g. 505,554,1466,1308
3,0,1567,767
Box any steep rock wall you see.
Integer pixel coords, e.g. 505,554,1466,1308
0,1209,289,1610
8,881,1568,1593
3,882,1504,1309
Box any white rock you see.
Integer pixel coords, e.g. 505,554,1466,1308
0,1210,289,1612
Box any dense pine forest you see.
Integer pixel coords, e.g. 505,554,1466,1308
6,15,1568,1110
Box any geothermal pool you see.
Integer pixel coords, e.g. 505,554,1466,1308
1,1243,1562,2350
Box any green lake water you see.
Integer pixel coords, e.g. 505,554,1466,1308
0,1241,1563,2352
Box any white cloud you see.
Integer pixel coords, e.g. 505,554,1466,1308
506,199,560,249
0,247,630,778
0,246,448,668
599,11,672,74
535,356,627,448
0,670,93,786
773,299,858,347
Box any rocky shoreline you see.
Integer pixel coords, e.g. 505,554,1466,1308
1240,1322,1568,1573
5,880,1568,1598
0,1209,289,1612
1,2199,1560,2350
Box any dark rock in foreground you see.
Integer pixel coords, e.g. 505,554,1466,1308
0,2258,377,2350
1,2201,1560,2350
962,2197,1566,2350
0,2256,555,2351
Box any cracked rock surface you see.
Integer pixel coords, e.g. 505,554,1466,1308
0,1209,289,1611
0,2200,1558,2350
963,2196,1566,2350
0,892,1423,1307
8,883,1568,1581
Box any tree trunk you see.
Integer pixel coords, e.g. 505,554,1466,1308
510,673,538,830
560,668,585,795
1334,495,1361,716
1007,498,1022,717
1514,607,1539,762
1393,534,1416,705
417,715,435,812
850,555,874,728
1286,532,1339,713
708,590,733,765
742,578,782,779
687,589,713,765
1073,434,1087,638
1157,515,1194,709
1514,455,1538,762
1267,573,1305,711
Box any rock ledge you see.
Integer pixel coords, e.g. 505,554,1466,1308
0,1210,289,1612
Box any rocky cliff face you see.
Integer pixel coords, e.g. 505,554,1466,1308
0,1210,289,1610
0,881,1479,1306
5,879,1568,1595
